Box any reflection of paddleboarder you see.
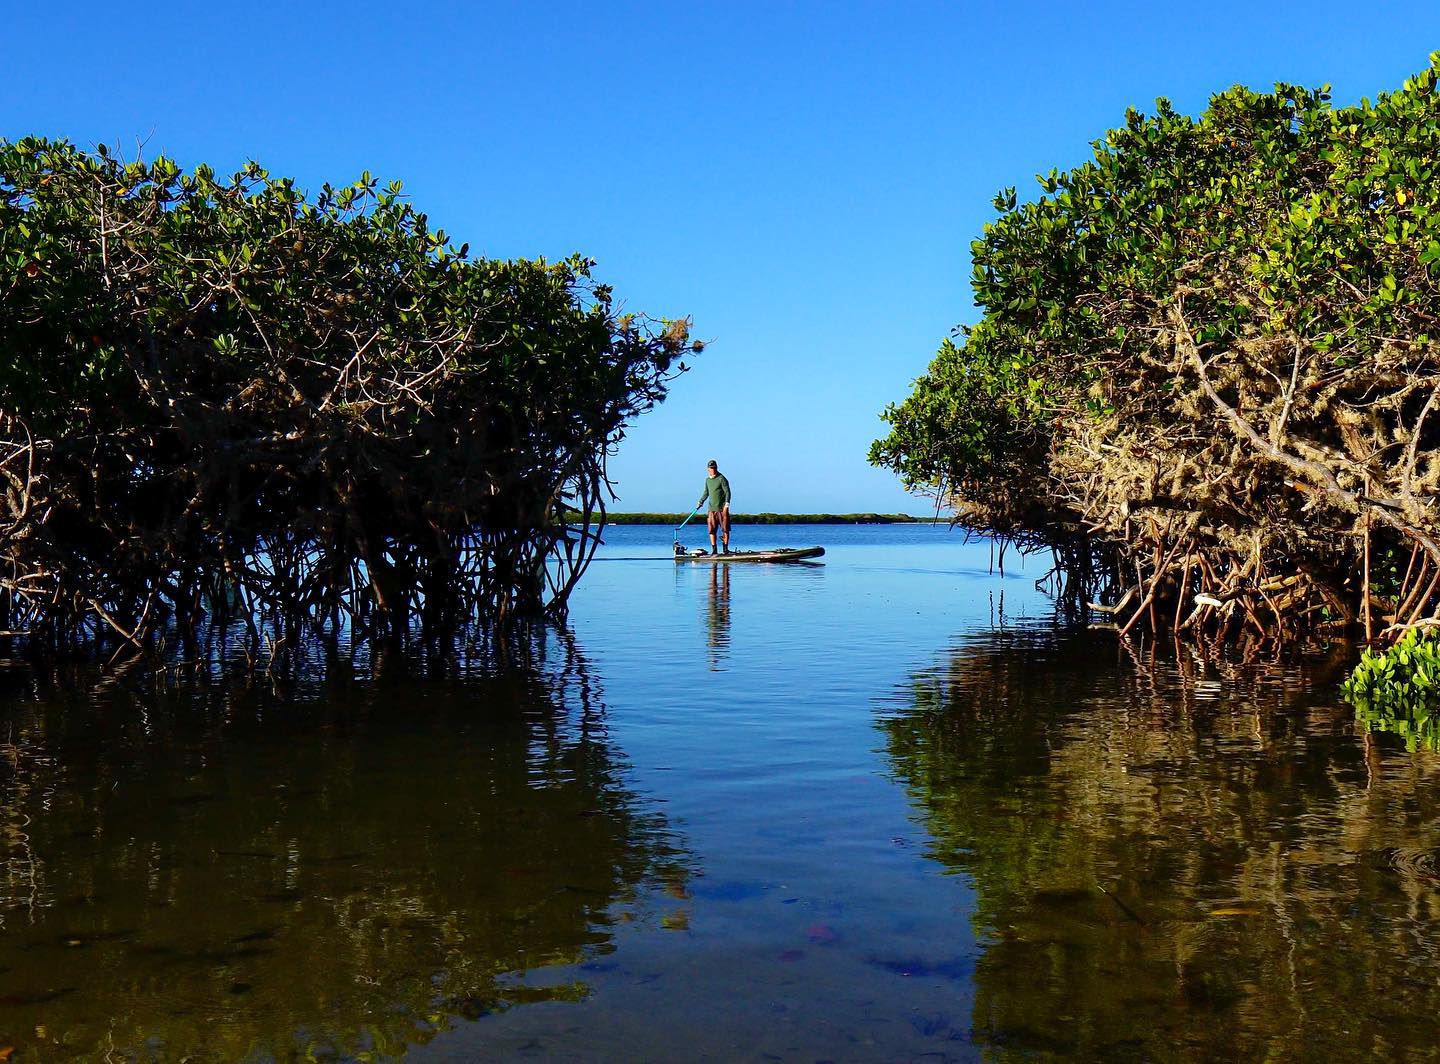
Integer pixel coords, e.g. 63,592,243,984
697,459,732,555
707,564,731,670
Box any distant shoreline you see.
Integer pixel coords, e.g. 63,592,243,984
575,512,930,525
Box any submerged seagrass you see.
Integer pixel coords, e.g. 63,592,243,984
0,139,699,658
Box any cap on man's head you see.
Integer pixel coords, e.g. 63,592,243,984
707,460,718,470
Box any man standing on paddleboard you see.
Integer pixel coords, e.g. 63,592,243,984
698,460,732,555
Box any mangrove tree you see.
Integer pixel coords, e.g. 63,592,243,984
0,138,698,658
872,58,1440,646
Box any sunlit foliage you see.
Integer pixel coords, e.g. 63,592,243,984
873,57,1440,647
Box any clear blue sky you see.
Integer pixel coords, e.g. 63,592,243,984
5,3,1438,512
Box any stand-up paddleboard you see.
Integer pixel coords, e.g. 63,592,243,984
674,545,824,564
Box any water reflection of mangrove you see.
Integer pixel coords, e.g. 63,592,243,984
0,648,687,1060
881,630,1440,1060
1353,695,1440,753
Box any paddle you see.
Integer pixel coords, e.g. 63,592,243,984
673,506,700,556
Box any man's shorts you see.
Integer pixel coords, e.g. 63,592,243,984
707,509,731,534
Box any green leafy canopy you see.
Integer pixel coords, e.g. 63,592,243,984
871,56,1440,508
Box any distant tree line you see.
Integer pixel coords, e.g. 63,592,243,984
574,512,921,525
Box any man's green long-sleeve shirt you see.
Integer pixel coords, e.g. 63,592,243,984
698,473,731,513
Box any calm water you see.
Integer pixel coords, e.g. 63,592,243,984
2,525,1439,1061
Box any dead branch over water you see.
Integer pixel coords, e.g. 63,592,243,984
1009,292,1440,647
954,296,1440,648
